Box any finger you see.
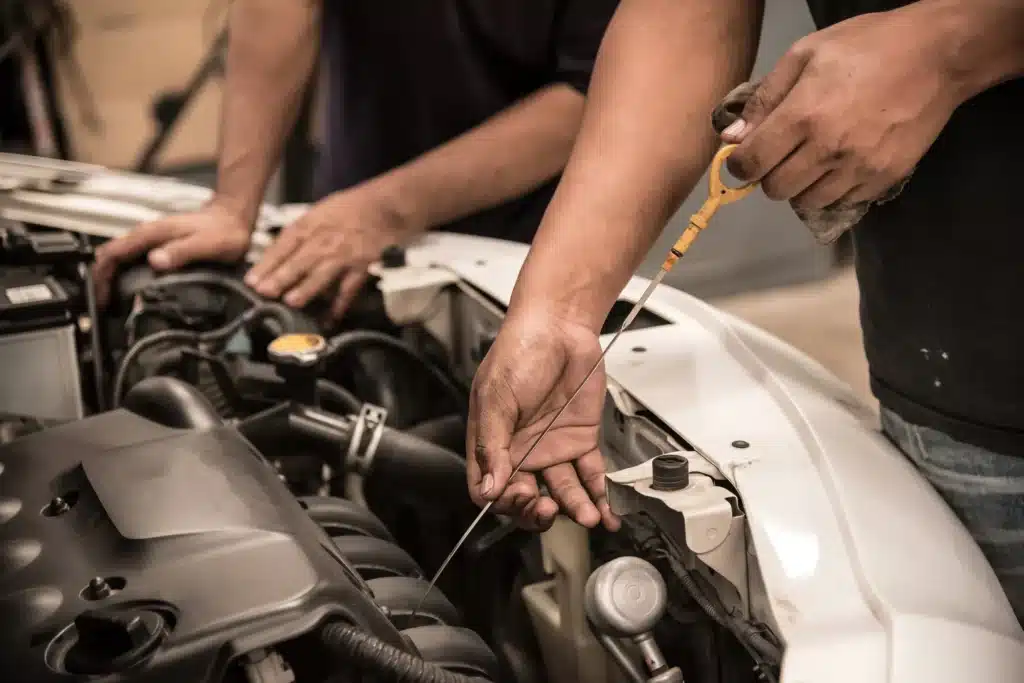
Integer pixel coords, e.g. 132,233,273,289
726,48,812,181
149,231,230,271
96,220,180,264
253,241,324,299
522,495,559,532
721,42,811,144
328,269,368,321
245,223,304,287
543,462,601,528
284,257,345,308
470,372,518,502
491,471,541,517
791,169,859,210
758,140,830,202
574,450,620,532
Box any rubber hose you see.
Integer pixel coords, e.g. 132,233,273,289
122,376,222,429
408,415,466,454
369,427,469,504
327,331,466,411
317,379,363,415
141,271,262,306
112,303,292,407
320,623,486,683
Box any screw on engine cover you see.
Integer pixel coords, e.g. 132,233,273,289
86,578,112,600
42,492,79,517
731,440,750,449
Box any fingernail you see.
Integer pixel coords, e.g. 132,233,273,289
722,118,748,140
284,291,301,307
244,273,258,287
149,249,170,269
481,474,494,496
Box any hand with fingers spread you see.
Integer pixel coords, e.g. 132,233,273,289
719,3,971,216
466,308,620,533
244,186,414,322
92,202,252,306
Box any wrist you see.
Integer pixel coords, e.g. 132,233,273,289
359,171,432,241
924,0,1024,102
208,194,260,232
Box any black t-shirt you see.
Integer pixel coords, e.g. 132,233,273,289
315,0,618,244
805,1,1024,455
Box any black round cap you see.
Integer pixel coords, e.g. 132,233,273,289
380,245,406,268
651,454,689,491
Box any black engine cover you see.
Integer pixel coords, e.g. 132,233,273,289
0,410,403,682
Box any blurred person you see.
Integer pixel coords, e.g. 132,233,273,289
466,0,1024,620
94,0,618,317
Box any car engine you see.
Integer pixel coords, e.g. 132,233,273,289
0,156,784,683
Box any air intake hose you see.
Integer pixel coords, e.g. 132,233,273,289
320,623,487,683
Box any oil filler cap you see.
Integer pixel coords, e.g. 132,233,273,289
267,333,328,368
63,607,168,676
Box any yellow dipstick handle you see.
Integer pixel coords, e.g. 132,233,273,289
661,143,758,271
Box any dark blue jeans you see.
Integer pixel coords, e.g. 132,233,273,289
881,408,1024,626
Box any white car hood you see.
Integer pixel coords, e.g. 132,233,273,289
408,232,1024,681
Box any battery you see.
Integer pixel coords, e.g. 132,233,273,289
0,270,73,334
0,222,88,421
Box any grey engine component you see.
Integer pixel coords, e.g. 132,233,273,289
0,379,497,682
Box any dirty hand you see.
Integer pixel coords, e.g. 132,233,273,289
467,308,621,532
720,4,964,211
244,187,411,321
92,202,252,306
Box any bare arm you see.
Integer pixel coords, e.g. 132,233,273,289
940,0,1024,100
213,0,321,227
355,84,585,237
508,0,763,332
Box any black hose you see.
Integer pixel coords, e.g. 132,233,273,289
141,271,262,306
369,426,470,504
408,414,466,454
320,622,487,683
122,376,222,429
111,303,292,407
317,379,362,415
326,331,466,411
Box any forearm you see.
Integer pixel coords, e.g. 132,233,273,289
930,0,1024,101
509,0,763,332
213,0,320,227
361,83,585,237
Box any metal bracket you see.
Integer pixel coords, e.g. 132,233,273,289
346,403,388,476
607,454,749,611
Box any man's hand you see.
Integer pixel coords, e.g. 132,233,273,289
721,3,966,211
467,308,620,532
244,187,412,321
92,203,252,306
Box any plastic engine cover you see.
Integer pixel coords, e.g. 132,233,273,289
0,409,402,682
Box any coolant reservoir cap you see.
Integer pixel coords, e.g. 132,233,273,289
651,454,689,491
268,333,327,367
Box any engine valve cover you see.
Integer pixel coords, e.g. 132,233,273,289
0,410,401,682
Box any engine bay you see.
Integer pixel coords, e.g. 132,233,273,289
0,169,784,683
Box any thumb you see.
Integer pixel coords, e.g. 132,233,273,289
468,380,517,501
149,232,218,271
721,45,810,143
